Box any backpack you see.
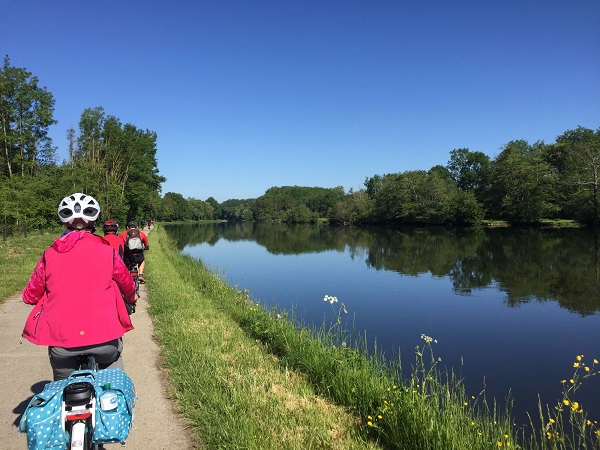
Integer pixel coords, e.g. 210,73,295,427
127,228,143,252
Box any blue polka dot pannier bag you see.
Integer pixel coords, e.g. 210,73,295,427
92,369,136,444
19,368,136,449
19,378,68,450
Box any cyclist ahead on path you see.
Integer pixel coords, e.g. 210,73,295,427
120,221,149,284
21,193,137,381
102,220,126,259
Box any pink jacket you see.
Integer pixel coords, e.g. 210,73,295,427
22,231,137,348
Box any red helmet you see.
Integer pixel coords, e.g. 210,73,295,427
103,220,119,233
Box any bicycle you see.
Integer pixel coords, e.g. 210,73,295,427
62,356,99,450
21,355,136,450
125,260,139,314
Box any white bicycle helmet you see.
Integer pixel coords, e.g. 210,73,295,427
57,193,101,229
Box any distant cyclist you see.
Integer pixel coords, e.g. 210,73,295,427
121,221,149,283
102,220,126,259
22,193,137,380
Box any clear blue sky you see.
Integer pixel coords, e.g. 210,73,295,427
3,1,599,203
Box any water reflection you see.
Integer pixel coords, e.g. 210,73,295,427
165,223,600,316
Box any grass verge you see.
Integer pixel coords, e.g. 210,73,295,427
0,231,58,302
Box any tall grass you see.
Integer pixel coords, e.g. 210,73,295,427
0,231,58,301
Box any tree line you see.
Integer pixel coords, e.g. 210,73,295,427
164,126,600,226
3,54,599,230
1,56,164,233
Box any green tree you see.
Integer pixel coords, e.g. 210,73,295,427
555,126,600,225
446,148,491,212
490,140,557,223
205,197,221,219
160,192,190,221
0,55,56,178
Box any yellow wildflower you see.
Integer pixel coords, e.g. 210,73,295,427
563,400,570,406
570,379,575,384
367,421,373,427
576,355,582,361
573,363,580,368
549,418,556,424
498,442,503,447
585,366,590,372
594,359,598,364
368,416,372,420
560,380,566,384
378,415,382,419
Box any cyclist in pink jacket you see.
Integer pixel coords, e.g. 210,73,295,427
22,193,138,380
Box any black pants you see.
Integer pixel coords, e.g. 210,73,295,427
48,338,123,380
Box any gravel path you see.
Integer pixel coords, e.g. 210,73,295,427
0,239,196,449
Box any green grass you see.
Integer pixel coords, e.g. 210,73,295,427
0,231,58,301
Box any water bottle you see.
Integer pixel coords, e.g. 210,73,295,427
99,383,118,411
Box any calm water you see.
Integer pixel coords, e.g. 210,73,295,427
164,222,600,424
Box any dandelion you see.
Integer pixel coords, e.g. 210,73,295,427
570,379,575,384
563,400,570,406
498,442,503,447
367,421,373,427
585,366,590,372
378,415,382,419
576,355,582,361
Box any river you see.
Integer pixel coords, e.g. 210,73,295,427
164,222,600,425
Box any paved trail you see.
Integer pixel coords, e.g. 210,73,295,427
0,236,196,449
